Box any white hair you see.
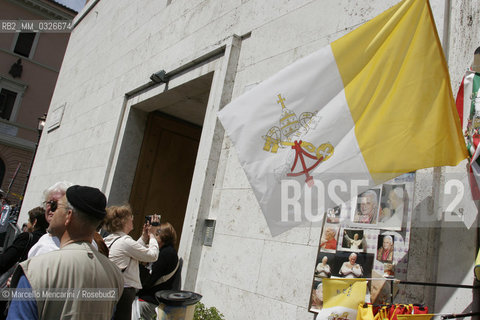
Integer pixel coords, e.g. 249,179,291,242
43,181,74,201
326,227,336,235
361,190,378,204
383,235,393,243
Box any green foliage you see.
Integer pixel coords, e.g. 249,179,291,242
193,302,225,320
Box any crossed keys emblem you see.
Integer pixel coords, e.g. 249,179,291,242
262,94,334,186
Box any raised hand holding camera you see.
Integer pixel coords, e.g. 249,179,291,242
145,214,161,226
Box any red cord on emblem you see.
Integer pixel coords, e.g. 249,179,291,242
287,140,323,187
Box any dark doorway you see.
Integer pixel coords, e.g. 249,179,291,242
129,113,201,247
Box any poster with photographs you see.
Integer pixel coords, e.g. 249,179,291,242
309,173,415,314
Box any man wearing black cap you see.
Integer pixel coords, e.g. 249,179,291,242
6,185,124,320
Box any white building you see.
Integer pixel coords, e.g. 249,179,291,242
20,0,480,319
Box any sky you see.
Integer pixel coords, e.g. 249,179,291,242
53,0,87,13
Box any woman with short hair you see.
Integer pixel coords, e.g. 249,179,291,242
103,205,159,320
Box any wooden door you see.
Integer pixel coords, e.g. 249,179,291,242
129,112,201,246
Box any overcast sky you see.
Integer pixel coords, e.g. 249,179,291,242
54,0,86,13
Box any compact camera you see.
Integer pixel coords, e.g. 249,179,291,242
145,215,160,226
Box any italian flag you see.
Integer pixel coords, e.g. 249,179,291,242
218,0,467,235
456,71,480,199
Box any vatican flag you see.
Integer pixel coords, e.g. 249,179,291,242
218,0,467,235
315,278,367,320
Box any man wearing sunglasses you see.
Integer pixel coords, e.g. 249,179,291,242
27,181,72,258
7,185,124,319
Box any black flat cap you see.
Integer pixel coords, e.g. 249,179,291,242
66,185,106,219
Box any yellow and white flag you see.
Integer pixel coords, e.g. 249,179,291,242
218,0,467,235
316,278,367,320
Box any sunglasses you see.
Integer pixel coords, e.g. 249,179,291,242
43,200,58,212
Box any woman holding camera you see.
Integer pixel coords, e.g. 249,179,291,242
137,222,179,319
103,205,159,320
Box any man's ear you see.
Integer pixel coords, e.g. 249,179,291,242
65,210,73,226
32,218,37,227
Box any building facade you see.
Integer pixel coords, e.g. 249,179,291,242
20,0,480,319
0,0,75,204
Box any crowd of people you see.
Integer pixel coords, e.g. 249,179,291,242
0,181,179,320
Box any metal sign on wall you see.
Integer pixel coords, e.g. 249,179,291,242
47,102,66,132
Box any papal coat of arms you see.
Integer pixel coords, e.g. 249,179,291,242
262,94,334,186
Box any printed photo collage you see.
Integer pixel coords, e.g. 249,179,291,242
309,173,415,313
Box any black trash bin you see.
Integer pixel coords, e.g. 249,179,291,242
155,290,202,320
